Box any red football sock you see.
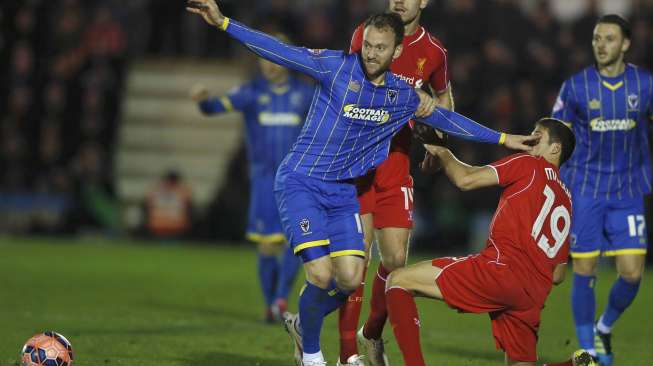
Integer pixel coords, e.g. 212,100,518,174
338,266,367,362
363,264,391,339
387,286,426,366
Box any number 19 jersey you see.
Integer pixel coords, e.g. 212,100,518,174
486,154,573,304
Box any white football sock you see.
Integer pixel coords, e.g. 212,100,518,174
303,350,324,363
596,316,612,334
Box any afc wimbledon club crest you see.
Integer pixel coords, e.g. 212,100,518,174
628,93,639,110
387,89,398,104
300,218,311,234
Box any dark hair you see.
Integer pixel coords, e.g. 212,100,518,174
363,13,405,46
535,118,576,166
596,14,631,39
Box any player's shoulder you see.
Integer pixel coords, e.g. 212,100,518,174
492,153,539,167
627,63,653,80
410,27,447,55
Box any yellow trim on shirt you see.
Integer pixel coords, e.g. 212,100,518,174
498,133,507,145
601,80,623,91
220,17,230,31
293,239,330,254
220,96,234,111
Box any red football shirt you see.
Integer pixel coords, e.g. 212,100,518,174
484,154,572,304
350,24,449,189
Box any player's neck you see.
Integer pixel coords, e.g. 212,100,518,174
368,72,386,86
598,59,626,78
404,17,421,36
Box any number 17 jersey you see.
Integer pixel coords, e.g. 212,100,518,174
485,154,573,304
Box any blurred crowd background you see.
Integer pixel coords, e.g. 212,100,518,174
1,0,652,255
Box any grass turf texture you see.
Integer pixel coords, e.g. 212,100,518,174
0,237,649,365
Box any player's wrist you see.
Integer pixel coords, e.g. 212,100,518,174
218,17,229,31
498,133,507,145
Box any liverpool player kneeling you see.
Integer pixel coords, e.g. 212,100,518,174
386,118,592,366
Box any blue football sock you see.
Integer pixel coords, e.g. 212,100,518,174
571,273,596,351
299,281,328,354
257,253,279,307
599,276,640,330
275,246,301,301
322,280,352,316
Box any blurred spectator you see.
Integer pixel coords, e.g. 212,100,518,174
144,171,193,239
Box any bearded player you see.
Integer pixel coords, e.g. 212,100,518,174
338,1,453,365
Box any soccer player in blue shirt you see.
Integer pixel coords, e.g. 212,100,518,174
187,2,537,365
552,15,652,366
191,42,314,322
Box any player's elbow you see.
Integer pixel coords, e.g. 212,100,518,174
552,265,567,285
456,176,477,191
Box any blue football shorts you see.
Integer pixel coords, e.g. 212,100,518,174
275,166,365,263
570,194,648,258
245,174,286,243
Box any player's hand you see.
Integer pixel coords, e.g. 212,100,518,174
186,0,225,28
420,150,443,174
503,134,540,151
413,123,447,146
423,143,449,157
190,84,210,102
414,89,437,118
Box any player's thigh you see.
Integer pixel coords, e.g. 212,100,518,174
373,183,414,231
615,254,646,282
604,197,648,257
569,195,606,259
275,172,330,264
387,260,443,300
375,226,410,270
360,213,375,257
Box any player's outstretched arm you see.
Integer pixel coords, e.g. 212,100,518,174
186,0,333,81
423,144,498,191
416,107,538,151
189,84,240,115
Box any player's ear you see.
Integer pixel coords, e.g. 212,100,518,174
393,44,403,60
621,37,631,53
551,142,562,156
421,0,429,10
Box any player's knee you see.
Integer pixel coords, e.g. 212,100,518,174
381,251,407,271
258,241,282,256
334,268,363,291
572,258,598,276
619,268,643,283
386,267,409,289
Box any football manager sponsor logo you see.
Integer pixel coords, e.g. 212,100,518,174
343,104,390,124
590,118,636,132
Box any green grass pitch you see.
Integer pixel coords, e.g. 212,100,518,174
0,237,649,365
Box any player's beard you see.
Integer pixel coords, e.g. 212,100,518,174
364,56,393,80
594,49,623,70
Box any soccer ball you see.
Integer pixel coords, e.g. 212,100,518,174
20,332,74,366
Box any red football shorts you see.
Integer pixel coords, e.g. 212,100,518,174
357,176,414,229
432,255,542,362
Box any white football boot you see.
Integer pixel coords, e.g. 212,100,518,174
283,312,303,366
336,354,365,366
357,327,389,366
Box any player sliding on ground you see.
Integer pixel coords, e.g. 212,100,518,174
386,118,595,366
187,2,537,365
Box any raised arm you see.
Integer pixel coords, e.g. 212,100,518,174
423,145,499,191
416,107,538,151
189,83,254,115
186,0,336,81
